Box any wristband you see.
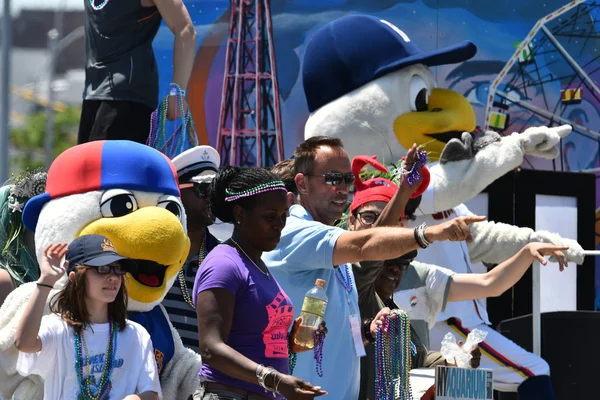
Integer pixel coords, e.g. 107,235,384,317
414,225,428,249
417,223,431,247
168,82,186,97
36,282,54,289
363,318,375,343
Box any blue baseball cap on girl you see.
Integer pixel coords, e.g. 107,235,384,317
66,234,137,274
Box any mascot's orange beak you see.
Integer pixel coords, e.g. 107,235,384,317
393,88,476,161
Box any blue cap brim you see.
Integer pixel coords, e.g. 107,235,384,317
375,40,477,79
22,193,52,232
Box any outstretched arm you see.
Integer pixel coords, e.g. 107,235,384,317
419,125,571,214
448,243,568,302
334,215,486,266
468,219,584,265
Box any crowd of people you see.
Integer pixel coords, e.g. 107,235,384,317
0,2,578,399
0,134,571,400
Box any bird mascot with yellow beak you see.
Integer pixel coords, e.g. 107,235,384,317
0,141,201,399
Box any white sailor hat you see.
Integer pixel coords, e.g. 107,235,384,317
172,145,220,184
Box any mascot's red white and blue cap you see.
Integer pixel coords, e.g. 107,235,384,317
23,140,179,232
0,140,200,400
303,14,477,113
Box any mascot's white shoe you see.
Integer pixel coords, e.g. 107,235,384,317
0,140,201,400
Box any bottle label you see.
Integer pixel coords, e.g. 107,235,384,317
301,297,327,317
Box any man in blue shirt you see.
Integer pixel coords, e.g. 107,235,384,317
264,136,484,399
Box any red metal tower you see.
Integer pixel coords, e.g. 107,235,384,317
216,0,284,167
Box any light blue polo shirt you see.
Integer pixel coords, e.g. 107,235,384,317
263,205,362,400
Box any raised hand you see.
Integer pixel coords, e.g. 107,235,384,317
425,215,487,243
399,143,425,194
526,243,569,271
39,243,69,286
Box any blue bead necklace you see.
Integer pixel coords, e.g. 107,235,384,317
88,0,109,11
73,320,118,400
335,264,354,294
375,310,413,400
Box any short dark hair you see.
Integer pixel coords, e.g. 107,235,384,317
209,166,283,223
293,136,343,176
271,158,297,195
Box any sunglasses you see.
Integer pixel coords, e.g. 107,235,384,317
356,210,380,226
180,182,210,198
308,172,355,187
383,260,411,272
88,264,128,276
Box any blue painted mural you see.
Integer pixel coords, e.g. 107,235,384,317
153,0,600,306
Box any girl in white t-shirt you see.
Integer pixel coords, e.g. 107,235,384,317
14,234,161,400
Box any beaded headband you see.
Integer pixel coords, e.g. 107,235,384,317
224,181,287,202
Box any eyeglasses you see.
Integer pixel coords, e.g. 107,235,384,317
356,210,380,226
88,264,128,276
383,260,411,272
307,172,355,187
180,182,210,198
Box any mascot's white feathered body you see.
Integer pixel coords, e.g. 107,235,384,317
302,14,573,215
301,14,583,263
0,140,201,399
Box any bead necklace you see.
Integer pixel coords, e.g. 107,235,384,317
335,264,353,294
288,340,297,374
88,0,109,11
147,83,198,159
230,237,271,280
375,310,413,400
312,330,324,378
178,230,206,308
287,331,325,377
73,321,118,400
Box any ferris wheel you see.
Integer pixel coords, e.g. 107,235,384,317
484,0,600,172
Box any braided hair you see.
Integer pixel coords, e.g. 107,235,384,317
209,166,284,223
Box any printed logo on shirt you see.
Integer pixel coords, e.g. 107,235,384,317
263,292,294,358
155,349,165,375
77,354,124,399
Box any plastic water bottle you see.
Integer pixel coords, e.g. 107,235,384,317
294,279,328,349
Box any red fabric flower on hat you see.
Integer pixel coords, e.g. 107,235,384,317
350,156,398,213
349,155,430,213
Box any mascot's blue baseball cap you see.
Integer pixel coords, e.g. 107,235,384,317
303,14,477,112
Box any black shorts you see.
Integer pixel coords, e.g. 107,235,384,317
77,100,154,145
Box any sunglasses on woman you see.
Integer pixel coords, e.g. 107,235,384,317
308,172,355,187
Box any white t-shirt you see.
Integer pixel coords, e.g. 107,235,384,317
17,313,162,400
393,261,455,328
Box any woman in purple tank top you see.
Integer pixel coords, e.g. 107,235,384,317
192,166,327,400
